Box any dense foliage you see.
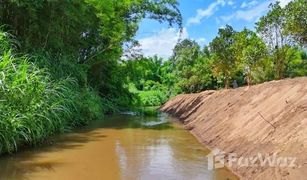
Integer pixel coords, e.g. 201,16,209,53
124,0,306,106
122,56,169,106
0,0,182,154
0,0,306,154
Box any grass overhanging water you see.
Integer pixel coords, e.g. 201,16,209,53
0,31,105,154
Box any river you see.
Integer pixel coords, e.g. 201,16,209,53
0,113,237,180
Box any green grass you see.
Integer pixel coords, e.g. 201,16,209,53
0,31,104,154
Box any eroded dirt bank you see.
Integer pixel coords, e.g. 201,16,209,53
160,77,307,180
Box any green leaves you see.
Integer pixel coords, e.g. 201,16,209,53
232,29,269,84
255,0,307,79
209,25,237,88
284,0,307,46
0,0,182,111
169,39,217,92
0,31,105,154
256,2,288,49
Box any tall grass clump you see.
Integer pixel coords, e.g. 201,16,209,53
0,31,104,154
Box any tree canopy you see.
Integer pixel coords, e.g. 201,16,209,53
0,0,306,155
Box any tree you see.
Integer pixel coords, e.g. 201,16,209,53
123,56,163,90
184,54,215,92
170,39,214,93
171,39,200,69
0,0,182,106
209,25,237,88
284,47,307,77
232,29,269,85
256,2,292,79
284,0,307,46
170,39,200,92
256,2,288,49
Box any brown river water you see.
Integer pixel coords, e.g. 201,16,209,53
0,113,238,180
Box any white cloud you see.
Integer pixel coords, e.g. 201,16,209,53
236,1,271,21
277,0,292,7
219,25,226,29
221,1,271,22
196,38,206,46
240,0,258,8
221,0,292,23
220,14,235,22
227,0,235,6
138,28,189,59
187,0,227,25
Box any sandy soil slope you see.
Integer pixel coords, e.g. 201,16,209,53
160,77,307,180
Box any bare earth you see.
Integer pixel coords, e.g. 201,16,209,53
160,77,307,180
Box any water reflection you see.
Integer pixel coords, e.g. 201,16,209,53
93,113,173,130
109,114,237,180
0,113,238,180
114,118,213,180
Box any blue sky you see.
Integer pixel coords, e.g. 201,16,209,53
135,0,292,59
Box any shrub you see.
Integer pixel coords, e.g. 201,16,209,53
0,32,104,154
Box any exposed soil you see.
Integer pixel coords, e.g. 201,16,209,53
160,77,307,180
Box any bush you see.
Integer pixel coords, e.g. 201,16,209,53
0,32,104,154
76,88,104,125
138,90,168,106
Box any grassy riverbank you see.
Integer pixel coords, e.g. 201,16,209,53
0,0,181,155
0,32,105,154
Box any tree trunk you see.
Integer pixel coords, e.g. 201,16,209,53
225,78,230,89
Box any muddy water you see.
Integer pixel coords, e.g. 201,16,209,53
0,114,237,180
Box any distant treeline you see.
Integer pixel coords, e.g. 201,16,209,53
123,0,307,106
0,0,306,154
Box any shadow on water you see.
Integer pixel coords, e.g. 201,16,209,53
0,159,64,180
0,110,238,180
0,129,108,180
0,110,173,180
